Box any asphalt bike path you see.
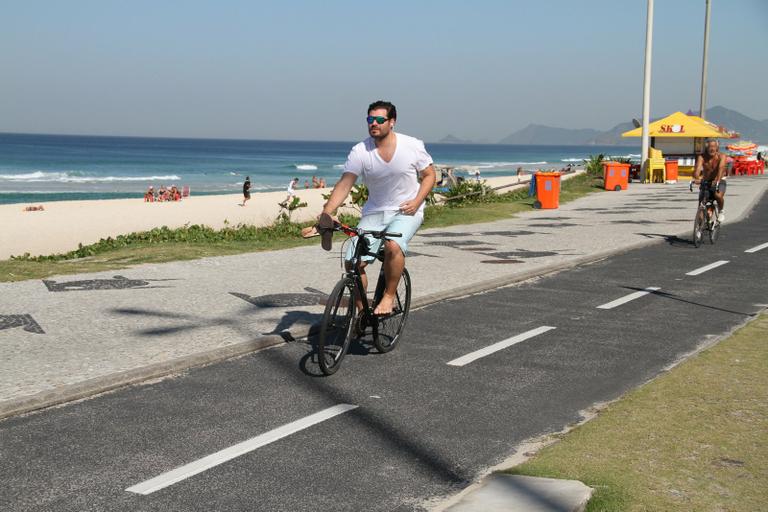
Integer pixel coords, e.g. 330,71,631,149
2,189,767,511
2,175,766,415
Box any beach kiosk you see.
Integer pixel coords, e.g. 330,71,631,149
621,111,737,181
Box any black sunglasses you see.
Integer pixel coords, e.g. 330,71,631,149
366,116,389,125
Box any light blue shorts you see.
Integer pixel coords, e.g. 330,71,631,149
345,211,423,263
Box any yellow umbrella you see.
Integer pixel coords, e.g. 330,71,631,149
621,111,735,138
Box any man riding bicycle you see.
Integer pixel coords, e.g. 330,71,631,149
693,138,727,222
320,100,436,316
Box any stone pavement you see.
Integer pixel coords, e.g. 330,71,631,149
2,175,766,417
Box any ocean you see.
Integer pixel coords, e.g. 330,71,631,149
0,133,639,205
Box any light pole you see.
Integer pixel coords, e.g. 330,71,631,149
640,0,654,182
699,0,712,119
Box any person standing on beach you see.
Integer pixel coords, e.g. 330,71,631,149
241,176,251,206
320,100,436,315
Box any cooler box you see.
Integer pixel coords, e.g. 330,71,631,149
664,160,679,182
534,172,561,209
602,162,630,191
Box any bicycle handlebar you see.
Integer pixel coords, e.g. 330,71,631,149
310,212,402,251
690,179,718,192
330,221,402,238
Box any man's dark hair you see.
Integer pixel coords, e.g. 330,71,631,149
368,100,397,121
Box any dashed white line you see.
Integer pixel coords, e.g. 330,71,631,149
745,242,768,253
447,326,556,367
686,260,729,276
126,404,358,495
596,287,661,310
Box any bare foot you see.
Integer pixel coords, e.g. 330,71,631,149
373,294,395,316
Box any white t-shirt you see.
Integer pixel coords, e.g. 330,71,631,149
342,133,433,216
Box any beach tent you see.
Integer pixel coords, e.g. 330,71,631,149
621,111,736,139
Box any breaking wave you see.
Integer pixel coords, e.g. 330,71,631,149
0,171,182,183
294,164,318,171
475,161,547,169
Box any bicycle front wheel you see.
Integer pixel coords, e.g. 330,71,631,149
709,207,720,244
372,268,411,353
318,278,356,375
693,207,705,248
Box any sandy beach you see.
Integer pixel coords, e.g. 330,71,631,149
0,175,532,260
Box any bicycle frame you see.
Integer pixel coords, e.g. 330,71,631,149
697,182,719,223
343,226,393,321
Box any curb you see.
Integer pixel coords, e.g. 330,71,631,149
2,179,765,421
0,335,286,421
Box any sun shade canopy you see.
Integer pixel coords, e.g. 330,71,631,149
726,141,757,152
622,111,737,138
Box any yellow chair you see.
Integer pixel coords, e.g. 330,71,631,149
645,148,666,183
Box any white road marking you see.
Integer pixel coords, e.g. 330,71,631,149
596,287,661,310
686,260,729,276
745,242,768,253
126,404,358,495
447,326,556,367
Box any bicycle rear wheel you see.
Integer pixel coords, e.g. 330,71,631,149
692,207,705,248
317,278,356,375
372,268,411,353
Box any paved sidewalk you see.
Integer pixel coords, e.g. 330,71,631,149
2,176,766,417
442,474,592,512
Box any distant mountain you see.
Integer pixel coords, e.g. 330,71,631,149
494,106,768,146
586,121,637,145
438,134,473,144
498,124,601,145
704,106,768,143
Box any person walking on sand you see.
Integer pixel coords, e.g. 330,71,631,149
318,100,435,315
280,177,300,206
241,176,251,206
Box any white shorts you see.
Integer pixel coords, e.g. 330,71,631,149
345,211,423,263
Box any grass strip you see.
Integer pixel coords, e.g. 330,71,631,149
0,172,602,282
505,312,768,511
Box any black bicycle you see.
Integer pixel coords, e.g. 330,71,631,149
690,180,721,247
311,213,412,375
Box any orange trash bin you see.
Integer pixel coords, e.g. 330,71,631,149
602,161,630,191
664,160,679,182
534,172,561,209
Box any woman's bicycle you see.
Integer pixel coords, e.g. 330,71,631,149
691,180,721,247
306,213,412,375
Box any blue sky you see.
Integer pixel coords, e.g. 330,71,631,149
1,0,766,142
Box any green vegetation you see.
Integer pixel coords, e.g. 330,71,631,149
1,172,602,282
506,313,768,511
276,195,308,222
583,153,607,175
438,179,496,205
